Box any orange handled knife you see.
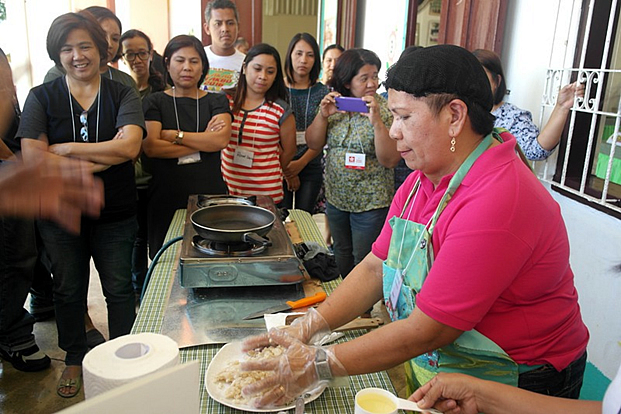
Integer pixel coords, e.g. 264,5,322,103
242,292,327,320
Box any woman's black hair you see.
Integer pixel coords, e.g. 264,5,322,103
328,48,381,97
162,35,210,88
120,29,165,92
473,49,507,106
232,43,288,114
322,44,345,61
284,33,321,87
83,6,123,62
46,12,108,67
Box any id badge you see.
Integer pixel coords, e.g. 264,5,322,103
389,268,404,318
177,152,201,165
233,147,254,167
345,152,366,170
295,131,306,146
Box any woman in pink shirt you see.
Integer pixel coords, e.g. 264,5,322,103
238,45,589,409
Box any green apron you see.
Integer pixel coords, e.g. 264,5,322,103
382,132,519,395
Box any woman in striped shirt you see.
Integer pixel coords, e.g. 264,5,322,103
222,44,296,204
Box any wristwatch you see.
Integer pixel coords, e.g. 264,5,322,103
315,348,333,380
174,130,184,145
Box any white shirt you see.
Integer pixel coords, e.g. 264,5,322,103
603,362,621,414
201,46,245,93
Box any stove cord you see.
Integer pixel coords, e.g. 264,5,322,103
140,236,183,304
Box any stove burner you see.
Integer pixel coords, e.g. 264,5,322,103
192,235,267,257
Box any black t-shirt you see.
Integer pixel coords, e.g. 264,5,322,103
142,91,231,198
142,91,231,254
17,76,145,222
1,104,20,154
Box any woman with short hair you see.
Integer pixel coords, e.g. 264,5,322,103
17,11,144,398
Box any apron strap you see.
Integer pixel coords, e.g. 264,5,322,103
400,179,421,217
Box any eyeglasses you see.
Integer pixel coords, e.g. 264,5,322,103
80,111,88,142
123,50,150,62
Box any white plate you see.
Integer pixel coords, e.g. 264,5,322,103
205,342,327,413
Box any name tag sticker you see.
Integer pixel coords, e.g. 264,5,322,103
296,131,306,146
389,269,403,317
233,147,254,167
345,152,366,170
177,152,201,165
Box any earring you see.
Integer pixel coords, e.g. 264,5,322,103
450,136,456,152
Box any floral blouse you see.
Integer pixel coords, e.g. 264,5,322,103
493,101,553,161
325,93,394,212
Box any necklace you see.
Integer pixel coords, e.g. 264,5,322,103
67,75,100,143
172,86,200,134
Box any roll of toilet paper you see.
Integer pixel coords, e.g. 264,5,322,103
83,332,179,399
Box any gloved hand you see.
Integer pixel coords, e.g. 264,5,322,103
241,307,331,352
241,328,347,408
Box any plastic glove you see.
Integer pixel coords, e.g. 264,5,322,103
241,307,331,352
241,328,347,408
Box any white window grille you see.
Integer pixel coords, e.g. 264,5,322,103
536,0,621,216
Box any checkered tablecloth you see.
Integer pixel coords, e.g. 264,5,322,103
132,209,396,413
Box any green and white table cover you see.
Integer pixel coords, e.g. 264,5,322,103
132,209,397,413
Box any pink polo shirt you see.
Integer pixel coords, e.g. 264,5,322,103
372,134,589,371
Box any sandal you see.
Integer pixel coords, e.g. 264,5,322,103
57,366,82,398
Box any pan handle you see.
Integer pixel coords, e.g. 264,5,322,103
244,232,273,247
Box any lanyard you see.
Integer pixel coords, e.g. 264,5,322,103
67,75,100,143
289,87,312,131
344,113,366,153
172,86,199,134
236,105,265,150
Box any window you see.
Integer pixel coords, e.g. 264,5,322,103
544,0,621,218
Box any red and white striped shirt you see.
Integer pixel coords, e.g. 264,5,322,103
222,98,292,203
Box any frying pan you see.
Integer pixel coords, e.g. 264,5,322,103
190,205,275,246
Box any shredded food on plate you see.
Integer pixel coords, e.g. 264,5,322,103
214,346,284,404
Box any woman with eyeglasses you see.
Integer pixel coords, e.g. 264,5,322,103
221,43,297,204
44,6,137,94
17,12,145,398
121,29,166,99
142,35,232,257
305,48,400,279
120,29,165,298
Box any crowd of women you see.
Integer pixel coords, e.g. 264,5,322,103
3,0,617,411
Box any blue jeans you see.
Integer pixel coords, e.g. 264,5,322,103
38,216,137,365
518,351,587,398
0,217,37,351
326,203,388,278
281,155,323,214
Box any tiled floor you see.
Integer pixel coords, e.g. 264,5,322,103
0,214,406,413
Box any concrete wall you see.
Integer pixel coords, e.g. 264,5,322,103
262,14,318,62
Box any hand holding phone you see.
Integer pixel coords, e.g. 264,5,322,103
335,96,369,113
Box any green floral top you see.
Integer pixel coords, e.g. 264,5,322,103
325,93,394,212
